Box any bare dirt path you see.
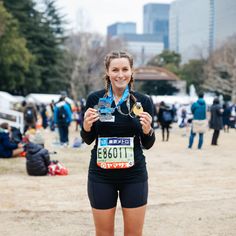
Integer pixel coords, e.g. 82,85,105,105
0,125,236,235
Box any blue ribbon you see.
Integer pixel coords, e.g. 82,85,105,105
108,85,129,110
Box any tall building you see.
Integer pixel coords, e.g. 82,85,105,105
143,3,170,48
121,34,164,66
214,0,236,47
169,0,236,63
107,23,164,66
107,22,136,37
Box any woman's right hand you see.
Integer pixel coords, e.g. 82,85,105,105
83,108,99,132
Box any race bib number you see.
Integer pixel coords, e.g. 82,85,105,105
97,137,134,169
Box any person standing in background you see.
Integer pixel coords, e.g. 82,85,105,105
40,104,48,129
222,102,231,132
209,98,223,145
54,94,72,146
23,102,38,134
188,92,207,149
158,101,173,141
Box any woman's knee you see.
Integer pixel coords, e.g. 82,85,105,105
95,226,114,236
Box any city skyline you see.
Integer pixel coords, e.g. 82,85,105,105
55,0,174,35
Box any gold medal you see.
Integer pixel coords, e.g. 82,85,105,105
132,102,143,116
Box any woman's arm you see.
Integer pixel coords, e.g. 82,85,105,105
80,93,99,145
139,96,156,149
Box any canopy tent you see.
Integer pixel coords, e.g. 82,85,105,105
151,95,214,106
0,91,19,109
25,93,74,105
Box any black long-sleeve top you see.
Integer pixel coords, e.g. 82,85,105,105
81,89,155,184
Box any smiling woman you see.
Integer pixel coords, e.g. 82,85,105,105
80,50,155,235
105,57,133,99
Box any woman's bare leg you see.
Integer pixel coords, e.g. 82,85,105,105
122,205,146,236
12,148,24,157
92,207,116,236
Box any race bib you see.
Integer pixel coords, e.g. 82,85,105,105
97,137,134,169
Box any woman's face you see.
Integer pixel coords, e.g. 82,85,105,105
106,58,132,91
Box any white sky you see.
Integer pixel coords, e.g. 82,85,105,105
55,0,174,35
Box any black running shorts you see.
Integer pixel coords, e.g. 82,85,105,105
87,180,148,210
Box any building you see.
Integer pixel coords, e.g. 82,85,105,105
143,3,170,48
134,66,186,94
107,22,136,37
121,34,164,66
107,23,164,66
214,0,236,47
169,0,236,63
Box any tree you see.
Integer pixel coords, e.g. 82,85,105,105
180,59,206,94
147,50,181,68
64,30,126,99
0,3,32,91
3,0,42,93
64,32,107,99
3,0,67,94
34,0,68,92
141,81,179,95
204,35,236,102
143,50,181,95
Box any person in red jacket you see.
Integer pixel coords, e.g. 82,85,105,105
0,122,24,158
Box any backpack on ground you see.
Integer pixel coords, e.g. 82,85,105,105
57,105,67,123
162,110,172,122
48,160,68,176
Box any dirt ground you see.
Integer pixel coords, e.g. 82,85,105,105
0,124,236,236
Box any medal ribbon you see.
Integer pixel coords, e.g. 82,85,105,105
108,85,130,111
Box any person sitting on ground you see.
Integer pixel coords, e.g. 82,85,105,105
26,142,50,176
0,122,24,158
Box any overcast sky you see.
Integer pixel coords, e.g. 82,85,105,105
55,0,174,35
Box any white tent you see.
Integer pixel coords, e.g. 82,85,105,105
151,95,214,106
13,95,25,103
25,93,74,105
0,91,18,109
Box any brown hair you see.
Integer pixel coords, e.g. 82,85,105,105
0,122,9,130
104,50,136,102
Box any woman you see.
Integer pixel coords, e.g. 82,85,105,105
0,122,24,158
81,51,155,235
209,98,223,145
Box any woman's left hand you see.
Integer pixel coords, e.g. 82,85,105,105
139,112,153,135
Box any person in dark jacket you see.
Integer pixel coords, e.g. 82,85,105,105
23,102,38,134
0,123,24,158
188,92,207,149
222,102,231,132
158,101,173,141
26,142,50,176
40,103,48,129
209,98,223,145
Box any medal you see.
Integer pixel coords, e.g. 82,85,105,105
132,102,143,116
94,98,114,122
